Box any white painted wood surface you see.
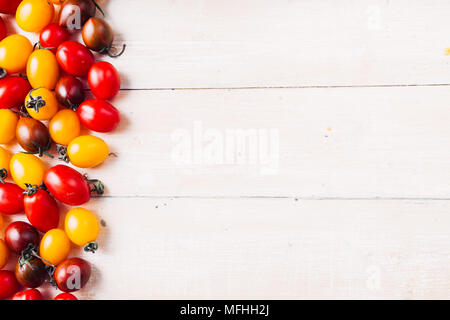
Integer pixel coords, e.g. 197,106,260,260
1,0,450,300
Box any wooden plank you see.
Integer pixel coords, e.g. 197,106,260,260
6,86,444,198
60,0,450,88
4,198,449,300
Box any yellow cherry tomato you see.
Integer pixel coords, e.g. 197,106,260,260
16,0,54,33
0,110,19,144
27,49,60,90
10,153,46,189
49,109,80,146
65,208,99,252
40,229,71,266
0,146,11,181
67,135,109,168
0,35,33,74
25,88,58,121
0,239,9,269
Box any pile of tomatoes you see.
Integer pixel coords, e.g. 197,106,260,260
0,0,123,300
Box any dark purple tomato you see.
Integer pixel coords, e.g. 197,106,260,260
5,221,39,254
54,258,91,292
15,257,47,288
58,0,100,32
81,17,124,57
55,75,85,108
16,117,52,155
77,99,120,133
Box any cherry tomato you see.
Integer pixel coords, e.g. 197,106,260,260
24,189,59,233
65,208,99,252
67,135,109,168
0,0,21,14
0,146,11,181
40,229,71,266
54,292,78,300
0,17,6,42
82,17,125,57
25,88,59,121
59,0,99,31
0,76,31,110
54,257,91,292
27,49,60,90
5,221,39,254
88,61,120,100
56,41,94,77
0,110,18,143
44,165,103,206
12,288,43,300
0,35,33,74
0,182,24,214
0,271,19,300
0,239,9,269
15,256,47,288
16,117,52,156
10,153,46,189
78,99,120,133
55,75,85,108
49,109,81,146
39,23,69,53
16,0,54,33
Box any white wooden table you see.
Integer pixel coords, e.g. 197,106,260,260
2,0,450,299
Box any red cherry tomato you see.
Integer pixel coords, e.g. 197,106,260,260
0,0,21,14
24,189,59,233
54,292,78,300
0,182,24,214
88,61,120,100
44,165,103,206
0,17,6,41
12,289,43,300
5,221,40,254
0,76,32,109
54,258,91,292
39,23,69,53
56,41,94,77
0,271,19,300
78,99,120,133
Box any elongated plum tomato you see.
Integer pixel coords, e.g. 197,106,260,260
16,0,54,33
78,99,120,133
10,153,46,189
15,256,47,288
55,75,85,108
88,61,120,100
0,183,24,214
67,135,109,168
58,0,97,31
0,76,31,109
0,17,6,41
12,289,43,300
54,258,91,292
0,0,21,14
44,165,93,206
0,110,18,143
27,49,60,90
0,146,11,181
5,221,39,254
25,88,58,121
54,293,78,300
39,23,69,53
0,239,9,269
24,189,59,233
56,41,94,77
0,271,19,300
65,208,99,252
0,35,32,74
40,229,71,266
49,109,81,146
16,117,52,155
